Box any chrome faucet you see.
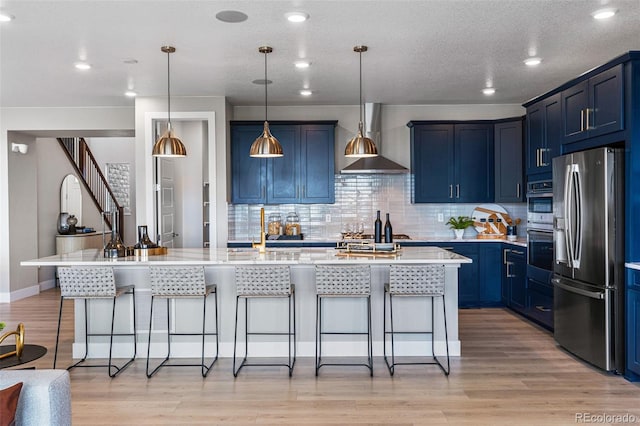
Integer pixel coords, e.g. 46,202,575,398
252,207,266,253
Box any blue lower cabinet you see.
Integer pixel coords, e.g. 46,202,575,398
447,244,480,307
627,287,640,379
479,244,502,305
526,278,553,330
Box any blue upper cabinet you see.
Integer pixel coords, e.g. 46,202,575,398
231,121,336,204
409,122,493,203
526,93,561,180
231,125,267,204
410,124,454,202
562,64,624,144
494,119,524,203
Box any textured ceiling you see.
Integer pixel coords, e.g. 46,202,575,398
0,0,638,108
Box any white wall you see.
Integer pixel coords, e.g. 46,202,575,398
233,103,525,171
85,136,136,245
0,106,134,301
134,96,227,249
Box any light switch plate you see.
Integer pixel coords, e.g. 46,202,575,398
325,214,331,222
437,213,444,222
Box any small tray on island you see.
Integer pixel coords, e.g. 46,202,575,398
335,241,401,256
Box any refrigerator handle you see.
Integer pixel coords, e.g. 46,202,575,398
564,164,575,268
552,278,604,300
573,165,583,269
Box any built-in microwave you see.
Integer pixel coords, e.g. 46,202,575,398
527,180,553,232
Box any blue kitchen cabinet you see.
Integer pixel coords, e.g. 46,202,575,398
231,121,336,204
526,93,561,180
447,243,480,307
231,125,267,203
494,118,524,203
409,122,493,203
562,64,623,144
526,278,553,329
502,247,527,313
410,124,454,202
479,244,502,305
627,270,640,378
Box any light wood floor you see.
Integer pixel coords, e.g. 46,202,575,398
1,288,639,425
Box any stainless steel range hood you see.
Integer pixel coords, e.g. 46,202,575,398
341,103,409,174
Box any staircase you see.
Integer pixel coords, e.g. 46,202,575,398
57,137,124,239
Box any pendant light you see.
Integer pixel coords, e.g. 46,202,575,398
152,46,187,157
249,46,283,158
345,45,378,158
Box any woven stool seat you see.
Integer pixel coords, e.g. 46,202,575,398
235,265,292,296
384,264,450,376
388,264,445,296
315,264,373,376
54,266,137,377
233,265,296,377
146,266,218,378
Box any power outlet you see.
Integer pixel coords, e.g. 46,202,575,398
437,213,444,222
325,214,331,222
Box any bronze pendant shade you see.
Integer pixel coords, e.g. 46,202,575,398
345,45,378,158
250,46,283,158
152,46,187,157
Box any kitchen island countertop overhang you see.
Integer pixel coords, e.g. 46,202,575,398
22,247,470,360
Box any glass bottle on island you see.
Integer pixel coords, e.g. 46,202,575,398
384,213,393,243
374,210,382,243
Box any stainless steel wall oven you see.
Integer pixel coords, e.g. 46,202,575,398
527,180,553,272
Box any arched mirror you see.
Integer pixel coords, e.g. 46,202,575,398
60,174,82,225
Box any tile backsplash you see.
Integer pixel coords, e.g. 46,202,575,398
228,174,527,240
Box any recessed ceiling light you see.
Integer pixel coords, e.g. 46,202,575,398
295,61,311,69
482,87,496,95
74,62,91,70
125,91,137,97
299,90,313,96
123,58,138,65
252,79,272,85
592,8,617,19
0,13,14,22
285,12,309,23
524,57,542,67
216,10,248,23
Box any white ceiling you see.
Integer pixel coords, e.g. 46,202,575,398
1,0,638,108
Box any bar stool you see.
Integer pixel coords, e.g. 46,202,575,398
233,265,296,377
54,266,137,377
146,266,218,378
383,264,450,376
315,264,372,376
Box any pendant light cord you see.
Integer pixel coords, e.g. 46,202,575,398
264,50,268,122
359,49,363,125
166,50,171,131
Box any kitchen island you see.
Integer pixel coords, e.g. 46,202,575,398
22,247,470,359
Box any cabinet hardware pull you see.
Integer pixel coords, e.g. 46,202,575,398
302,185,305,198
262,185,265,198
449,185,453,198
456,184,460,198
540,148,548,167
512,250,524,255
585,108,591,130
516,183,521,198
536,148,541,167
580,109,585,132
296,186,299,199
535,305,551,312
506,261,514,278
503,249,510,264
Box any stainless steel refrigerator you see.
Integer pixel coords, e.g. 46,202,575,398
552,147,624,373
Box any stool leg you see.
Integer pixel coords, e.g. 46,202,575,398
367,295,373,377
244,298,249,358
288,294,292,377
315,294,320,376
146,295,155,377
201,294,207,377
292,289,297,368
131,289,137,360
108,296,117,377
389,293,396,375
53,296,65,369
233,295,245,377
166,298,172,358
214,290,220,359
110,288,137,377
440,295,450,375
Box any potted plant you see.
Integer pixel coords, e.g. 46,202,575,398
446,216,474,239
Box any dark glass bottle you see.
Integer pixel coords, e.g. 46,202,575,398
374,210,382,243
384,213,393,243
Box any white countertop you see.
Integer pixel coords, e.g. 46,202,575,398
228,237,528,248
21,247,472,267
625,263,640,271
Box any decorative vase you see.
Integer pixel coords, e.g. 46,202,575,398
454,229,465,240
57,212,70,234
66,215,78,234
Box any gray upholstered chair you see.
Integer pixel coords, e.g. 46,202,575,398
0,369,71,426
233,265,296,377
54,266,136,377
383,264,450,376
146,266,218,377
315,264,373,376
